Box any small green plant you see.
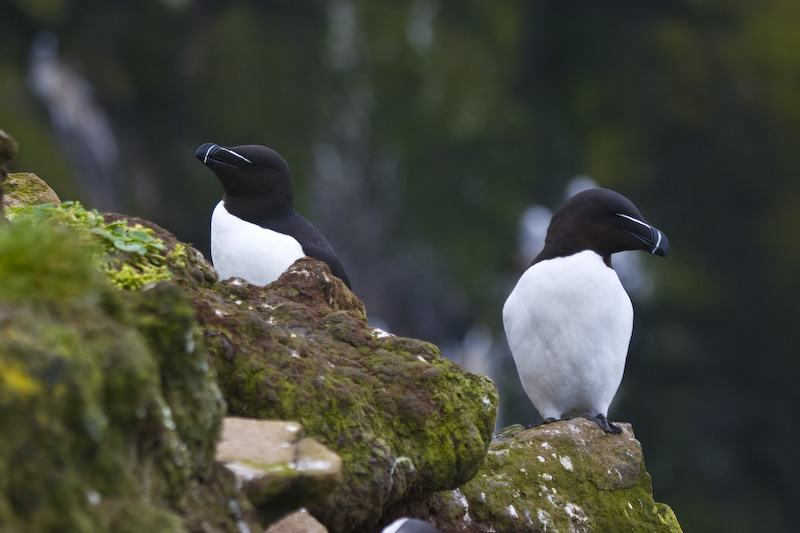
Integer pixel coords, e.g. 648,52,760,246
6,201,187,290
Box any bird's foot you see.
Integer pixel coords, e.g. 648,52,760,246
582,413,622,434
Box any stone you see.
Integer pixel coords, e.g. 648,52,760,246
391,418,683,532
216,417,342,524
186,259,499,532
2,172,62,211
266,508,328,533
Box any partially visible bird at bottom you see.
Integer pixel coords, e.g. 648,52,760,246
381,517,440,533
503,188,669,433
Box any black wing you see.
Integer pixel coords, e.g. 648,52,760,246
268,214,352,289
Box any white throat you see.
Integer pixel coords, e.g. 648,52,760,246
210,201,305,285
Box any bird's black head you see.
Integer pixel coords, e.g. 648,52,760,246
535,187,669,266
196,143,294,218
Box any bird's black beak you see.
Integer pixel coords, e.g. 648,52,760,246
616,213,669,257
195,142,220,164
195,143,253,169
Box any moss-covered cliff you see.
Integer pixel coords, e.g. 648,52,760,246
1,164,681,533
0,213,256,532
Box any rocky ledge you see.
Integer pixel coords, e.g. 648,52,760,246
0,166,681,533
392,418,682,532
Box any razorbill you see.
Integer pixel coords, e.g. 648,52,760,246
381,518,440,533
503,188,668,433
195,143,351,288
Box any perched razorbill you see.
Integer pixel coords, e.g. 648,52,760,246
195,143,351,288
503,188,668,433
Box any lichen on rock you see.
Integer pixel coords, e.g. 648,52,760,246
2,172,60,210
0,171,500,532
393,418,683,533
190,259,499,532
1,167,683,533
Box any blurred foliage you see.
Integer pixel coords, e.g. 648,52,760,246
2,0,800,531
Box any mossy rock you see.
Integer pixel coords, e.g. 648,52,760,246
0,219,258,532
2,172,61,210
394,418,683,532
184,259,498,532
2,165,684,533
1,170,499,532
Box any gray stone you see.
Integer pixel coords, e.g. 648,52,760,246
3,172,61,211
266,509,328,533
216,417,342,524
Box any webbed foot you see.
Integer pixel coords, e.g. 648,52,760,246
582,413,622,434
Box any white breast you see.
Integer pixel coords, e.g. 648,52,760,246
210,201,305,286
502,250,633,420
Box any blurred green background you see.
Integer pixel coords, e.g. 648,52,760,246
3,1,799,531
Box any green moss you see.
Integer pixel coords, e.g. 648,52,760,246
5,201,187,290
446,421,683,532
203,282,498,529
2,172,61,209
0,216,245,532
0,216,104,304
0,358,42,401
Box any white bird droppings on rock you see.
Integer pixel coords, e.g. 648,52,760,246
370,327,394,338
537,509,551,527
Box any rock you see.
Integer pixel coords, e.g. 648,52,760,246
0,218,259,532
216,417,343,524
188,259,499,532
2,173,499,531
2,171,682,533
392,418,682,532
2,172,62,211
266,508,328,533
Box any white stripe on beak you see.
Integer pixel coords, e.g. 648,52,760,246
219,147,252,164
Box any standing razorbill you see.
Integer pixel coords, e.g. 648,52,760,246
503,188,668,433
195,143,351,289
